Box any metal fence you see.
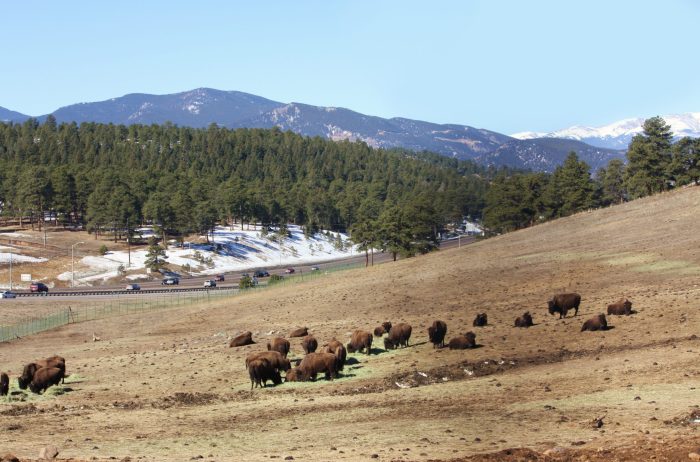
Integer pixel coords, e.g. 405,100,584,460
0,261,364,343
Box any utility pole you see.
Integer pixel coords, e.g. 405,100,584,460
127,217,131,268
9,249,12,291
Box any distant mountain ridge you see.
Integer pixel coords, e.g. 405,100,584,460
512,113,700,149
1,88,630,171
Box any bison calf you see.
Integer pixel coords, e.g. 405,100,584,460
267,337,291,358
607,299,633,316
0,372,8,396
373,326,386,337
229,331,255,347
581,314,608,332
448,332,477,349
347,330,373,355
473,313,488,327
548,293,581,319
289,327,308,338
384,323,412,350
301,335,318,354
514,312,533,328
28,367,63,394
428,320,447,349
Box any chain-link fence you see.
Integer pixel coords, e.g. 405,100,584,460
0,261,364,343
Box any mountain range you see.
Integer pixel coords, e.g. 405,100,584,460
2,88,695,172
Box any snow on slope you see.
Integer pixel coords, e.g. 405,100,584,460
512,112,700,149
58,225,358,285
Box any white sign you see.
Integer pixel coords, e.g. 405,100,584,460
20,274,32,282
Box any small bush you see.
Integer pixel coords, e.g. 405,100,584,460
239,275,255,289
99,244,109,256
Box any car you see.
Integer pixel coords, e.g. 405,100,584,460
161,277,179,285
126,284,141,291
240,272,250,279
285,268,295,274
30,282,49,293
254,270,270,278
310,266,320,271
1,290,17,299
214,274,225,282
203,280,216,288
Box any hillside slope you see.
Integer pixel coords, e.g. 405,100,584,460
2,186,700,460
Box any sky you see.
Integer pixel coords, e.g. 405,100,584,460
1,0,699,134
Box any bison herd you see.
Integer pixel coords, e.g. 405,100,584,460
0,355,67,397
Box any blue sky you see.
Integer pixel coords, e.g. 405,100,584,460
1,1,698,134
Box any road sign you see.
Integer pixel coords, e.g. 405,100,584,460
20,273,32,282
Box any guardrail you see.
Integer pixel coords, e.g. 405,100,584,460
14,286,234,297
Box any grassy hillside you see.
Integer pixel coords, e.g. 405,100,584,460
1,185,700,461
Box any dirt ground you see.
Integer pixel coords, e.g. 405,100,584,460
2,186,700,461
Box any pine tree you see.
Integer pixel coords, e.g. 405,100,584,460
624,116,674,198
545,152,597,217
144,237,168,272
596,158,626,205
668,137,700,186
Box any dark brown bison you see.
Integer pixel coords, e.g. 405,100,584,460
347,330,373,355
321,339,347,371
581,314,608,332
248,358,282,389
607,299,633,315
384,323,412,350
229,331,255,347
28,366,63,394
448,332,477,349
245,351,291,372
301,335,318,354
548,293,581,318
514,312,534,328
0,372,8,396
266,337,291,358
428,320,447,348
295,352,338,381
473,313,488,327
18,360,66,390
285,368,301,382
289,327,308,338
382,321,392,332
373,326,386,337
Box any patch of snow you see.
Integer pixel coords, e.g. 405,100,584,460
0,253,47,264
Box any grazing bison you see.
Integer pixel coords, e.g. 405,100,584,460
347,330,373,355
301,335,318,354
296,352,338,381
289,327,308,338
473,313,488,327
548,293,581,319
382,321,392,332
581,314,608,332
373,326,386,337
248,358,282,389
428,320,447,349
607,299,633,316
0,372,8,396
266,337,291,358
514,312,534,328
384,323,412,350
18,356,67,388
285,368,301,382
28,366,63,394
229,331,255,347
245,351,291,372
321,339,347,371
448,332,477,349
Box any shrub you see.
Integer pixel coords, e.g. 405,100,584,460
239,275,255,289
99,244,109,256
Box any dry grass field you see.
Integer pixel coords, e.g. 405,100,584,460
2,186,700,461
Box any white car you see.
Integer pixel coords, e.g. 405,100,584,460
203,280,216,288
1,290,17,299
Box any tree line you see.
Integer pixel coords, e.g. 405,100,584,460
0,117,499,251
483,116,700,233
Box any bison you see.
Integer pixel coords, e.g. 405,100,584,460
581,314,608,332
295,352,339,381
347,330,373,355
266,337,291,358
18,356,66,388
321,339,347,371
548,293,581,319
245,351,291,372
248,358,282,389
448,332,477,349
229,331,255,347
428,320,447,349
382,321,392,332
289,327,308,338
0,372,8,396
285,367,301,382
301,335,318,354
514,312,534,328
384,323,412,350
28,366,63,394
473,313,488,327
373,326,386,337
607,299,633,316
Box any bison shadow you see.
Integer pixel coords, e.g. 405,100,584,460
345,357,361,366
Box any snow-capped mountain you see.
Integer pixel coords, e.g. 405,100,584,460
512,113,700,149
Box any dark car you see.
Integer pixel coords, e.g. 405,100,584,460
30,282,49,293
214,274,225,282
161,277,179,286
285,268,295,274
126,284,141,291
253,270,269,278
